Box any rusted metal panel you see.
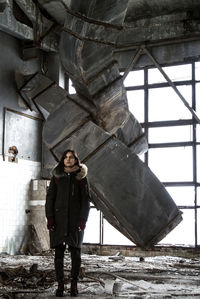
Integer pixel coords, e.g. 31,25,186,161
34,84,68,116
43,98,89,148
21,74,53,99
85,138,182,248
53,120,110,161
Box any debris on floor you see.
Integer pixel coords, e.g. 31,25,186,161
0,252,200,298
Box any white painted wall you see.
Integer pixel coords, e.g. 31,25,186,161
0,155,41,254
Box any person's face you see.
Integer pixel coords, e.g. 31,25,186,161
64,152,76,167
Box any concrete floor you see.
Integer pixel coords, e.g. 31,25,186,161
0,251,200,298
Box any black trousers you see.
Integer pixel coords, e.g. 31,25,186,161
54,244,81,282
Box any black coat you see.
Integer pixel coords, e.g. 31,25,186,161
45,166,90,249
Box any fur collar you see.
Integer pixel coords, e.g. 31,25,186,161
76,163,88,180
53,163,88,180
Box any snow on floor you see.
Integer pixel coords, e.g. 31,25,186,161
0,253,200,298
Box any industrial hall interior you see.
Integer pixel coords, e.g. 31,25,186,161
0,0,200,298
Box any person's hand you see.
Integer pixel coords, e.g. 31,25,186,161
47,217,55,231
78,218,86,232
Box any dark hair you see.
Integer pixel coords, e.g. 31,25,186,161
57,149,80,172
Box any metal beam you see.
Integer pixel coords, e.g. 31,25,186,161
114,35,200,52
121,47,142,82
118,10,200,47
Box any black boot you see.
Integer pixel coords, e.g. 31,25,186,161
56,281,64,297
70,279,78,297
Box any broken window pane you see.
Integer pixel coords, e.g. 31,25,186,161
148,147,193,182
83,208,100,244
103,218,133,246
149,125,192,143
123,70,144,87
159,209,195,246
149,86,192,121
127,90,144,123
148,64,192,84
166,186,195,206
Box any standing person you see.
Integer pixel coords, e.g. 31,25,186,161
45,149,90,297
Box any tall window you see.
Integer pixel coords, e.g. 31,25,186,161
125,62,200,247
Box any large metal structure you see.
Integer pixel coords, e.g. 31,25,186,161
20,72,182,248
2,0,200,247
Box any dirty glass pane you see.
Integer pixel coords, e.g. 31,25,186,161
149,64,192,84
149,86,192,121
195,61,200,80
148,147,193,182
103,219,133,246
69,79,76,94
123,70,144,87
166,186,195,206
83,208,100,244
149,125,192,143
159,209,195,246
127,90,144,123
196,83,200,115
